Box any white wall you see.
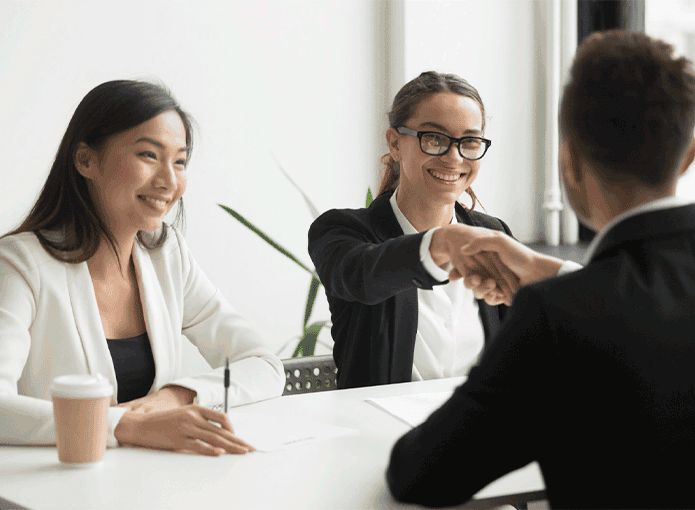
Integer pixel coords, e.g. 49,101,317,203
0,0,385,359
1,0,553,360
394,0,546,242
645,0,695,198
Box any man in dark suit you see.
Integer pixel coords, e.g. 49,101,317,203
387,30,695,509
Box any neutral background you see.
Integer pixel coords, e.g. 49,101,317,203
1,0,693,364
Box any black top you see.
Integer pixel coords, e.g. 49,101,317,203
308,188,512,389
387,204,695,509
106,332,156,403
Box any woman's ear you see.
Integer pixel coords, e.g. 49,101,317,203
385,127,401,162
74,142,98,179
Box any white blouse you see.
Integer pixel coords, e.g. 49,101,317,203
0,228,285,447
389,192,485,380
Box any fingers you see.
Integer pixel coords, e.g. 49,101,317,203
462,274,482,288
481,291,508,307
487,252,520,293
471,253,514,304
183,428,251,455
190,407,256,453
448,267,463,281
465,275,510,306
197,406,235,433
477,252,519,304
179,438,227,457
457,255,516,305
119,405,257,456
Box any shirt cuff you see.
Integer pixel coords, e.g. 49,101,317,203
420,228,449,282
107,406,129,448
557,260,583,276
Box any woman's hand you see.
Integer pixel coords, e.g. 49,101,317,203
459,273,509,306
114,405,254,456
117,385,197,414
430,224,520,305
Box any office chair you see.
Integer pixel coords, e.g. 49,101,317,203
281,355,337,395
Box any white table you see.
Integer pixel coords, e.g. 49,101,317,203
0,377,545,510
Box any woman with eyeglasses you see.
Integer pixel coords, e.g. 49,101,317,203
308,71,520,389
0,80,284,454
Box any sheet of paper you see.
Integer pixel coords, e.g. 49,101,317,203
227,411,357,452
366,390,455,428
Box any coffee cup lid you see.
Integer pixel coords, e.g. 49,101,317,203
50,374,114,399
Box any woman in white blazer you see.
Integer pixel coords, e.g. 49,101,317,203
0,80,285,456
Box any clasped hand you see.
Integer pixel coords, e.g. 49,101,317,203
430,224,542,306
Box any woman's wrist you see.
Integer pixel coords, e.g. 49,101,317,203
429,227,452,267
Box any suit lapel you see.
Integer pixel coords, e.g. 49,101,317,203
369,189,405,241
454,202,475,226
66,262,119,403
133,243,175,390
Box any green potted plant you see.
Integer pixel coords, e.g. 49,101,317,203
219,155,372,357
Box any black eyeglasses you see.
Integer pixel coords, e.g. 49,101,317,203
396,126,491,161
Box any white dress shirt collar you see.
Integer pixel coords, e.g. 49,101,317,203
388,187,455,235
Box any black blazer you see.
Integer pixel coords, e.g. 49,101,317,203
387,204,695,509
308,189,512,389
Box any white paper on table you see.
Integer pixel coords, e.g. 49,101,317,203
366,390,455,428
226,411,358,452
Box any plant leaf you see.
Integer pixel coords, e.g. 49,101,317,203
303,276,322,330
365,187,373,207
292,321,329,358
218,204,317,278
270,152,322,220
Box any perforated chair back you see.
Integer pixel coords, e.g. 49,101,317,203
282,355,337,395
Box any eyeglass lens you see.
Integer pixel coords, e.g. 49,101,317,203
420,133,486,160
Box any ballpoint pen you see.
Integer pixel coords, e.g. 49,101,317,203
224,357,230,415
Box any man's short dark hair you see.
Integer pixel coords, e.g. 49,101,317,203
560,30,695,186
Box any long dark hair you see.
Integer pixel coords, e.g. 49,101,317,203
378,71,486,210
4,80,194,264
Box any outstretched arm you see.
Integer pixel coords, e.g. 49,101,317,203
448,229,577,305
309,209,520,305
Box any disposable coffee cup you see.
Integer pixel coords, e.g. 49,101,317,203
50,374,113,467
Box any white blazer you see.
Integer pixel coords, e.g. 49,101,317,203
0,228,285,447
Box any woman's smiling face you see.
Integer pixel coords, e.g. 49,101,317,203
78,110,189,238
387,92,484,208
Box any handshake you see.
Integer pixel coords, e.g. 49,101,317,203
429,224,566,306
